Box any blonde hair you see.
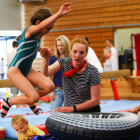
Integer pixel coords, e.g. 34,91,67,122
11,115,27,125
54,35,71,59
71,36,89,53
104,47,111,53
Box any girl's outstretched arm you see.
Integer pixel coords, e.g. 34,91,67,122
40,47,61,77
26,3,71,37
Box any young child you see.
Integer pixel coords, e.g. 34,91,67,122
11,115,45,140
1,3,71,118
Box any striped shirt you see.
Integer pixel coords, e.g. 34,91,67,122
58,57,101,107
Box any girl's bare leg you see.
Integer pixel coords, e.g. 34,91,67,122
1,67,54,118
1,67,39,118
26,69,55,97
8,68,54,104
7,67,41,104
26,69,55,115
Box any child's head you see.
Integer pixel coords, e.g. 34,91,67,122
11,115,28,134
30,9,52,25
31,9,53,35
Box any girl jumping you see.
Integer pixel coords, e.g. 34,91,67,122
1,2,71,118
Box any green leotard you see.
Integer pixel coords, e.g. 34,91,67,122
9,27,42,76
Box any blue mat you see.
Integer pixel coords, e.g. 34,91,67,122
0,91,13,99
0,99,140,139
100,99,140,112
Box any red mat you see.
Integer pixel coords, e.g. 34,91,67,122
40,97,50,102
36,124,48,135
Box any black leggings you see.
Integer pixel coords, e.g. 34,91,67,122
78,105,101,112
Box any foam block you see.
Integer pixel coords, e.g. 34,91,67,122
0,126,5,139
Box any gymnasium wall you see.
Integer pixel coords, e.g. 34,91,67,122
21,0,140,64
117,28,140,52
0,0,21,30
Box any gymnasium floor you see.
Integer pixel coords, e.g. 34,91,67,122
0,89,140,139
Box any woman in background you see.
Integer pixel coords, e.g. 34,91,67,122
48,35,70,114
0,58,4,79
103,47,117,72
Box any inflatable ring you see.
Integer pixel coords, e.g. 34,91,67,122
45,112,140,140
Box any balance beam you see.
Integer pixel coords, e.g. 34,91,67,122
100,69,131,101
100,69,131,79
0,79,15,88
0,69,131,88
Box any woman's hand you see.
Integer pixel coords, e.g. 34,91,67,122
126,106,140,114
49,92,55,101
58,2,71,17
39,47,52,59
54,106,74,113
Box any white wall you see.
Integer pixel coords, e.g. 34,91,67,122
116,28,140,53
0,0,21,30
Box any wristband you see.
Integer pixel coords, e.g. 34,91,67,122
73,105,77,112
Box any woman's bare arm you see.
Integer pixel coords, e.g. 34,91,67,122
127,105,140,114
55,84,101,112
76,84,101,111
41,58,61,77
